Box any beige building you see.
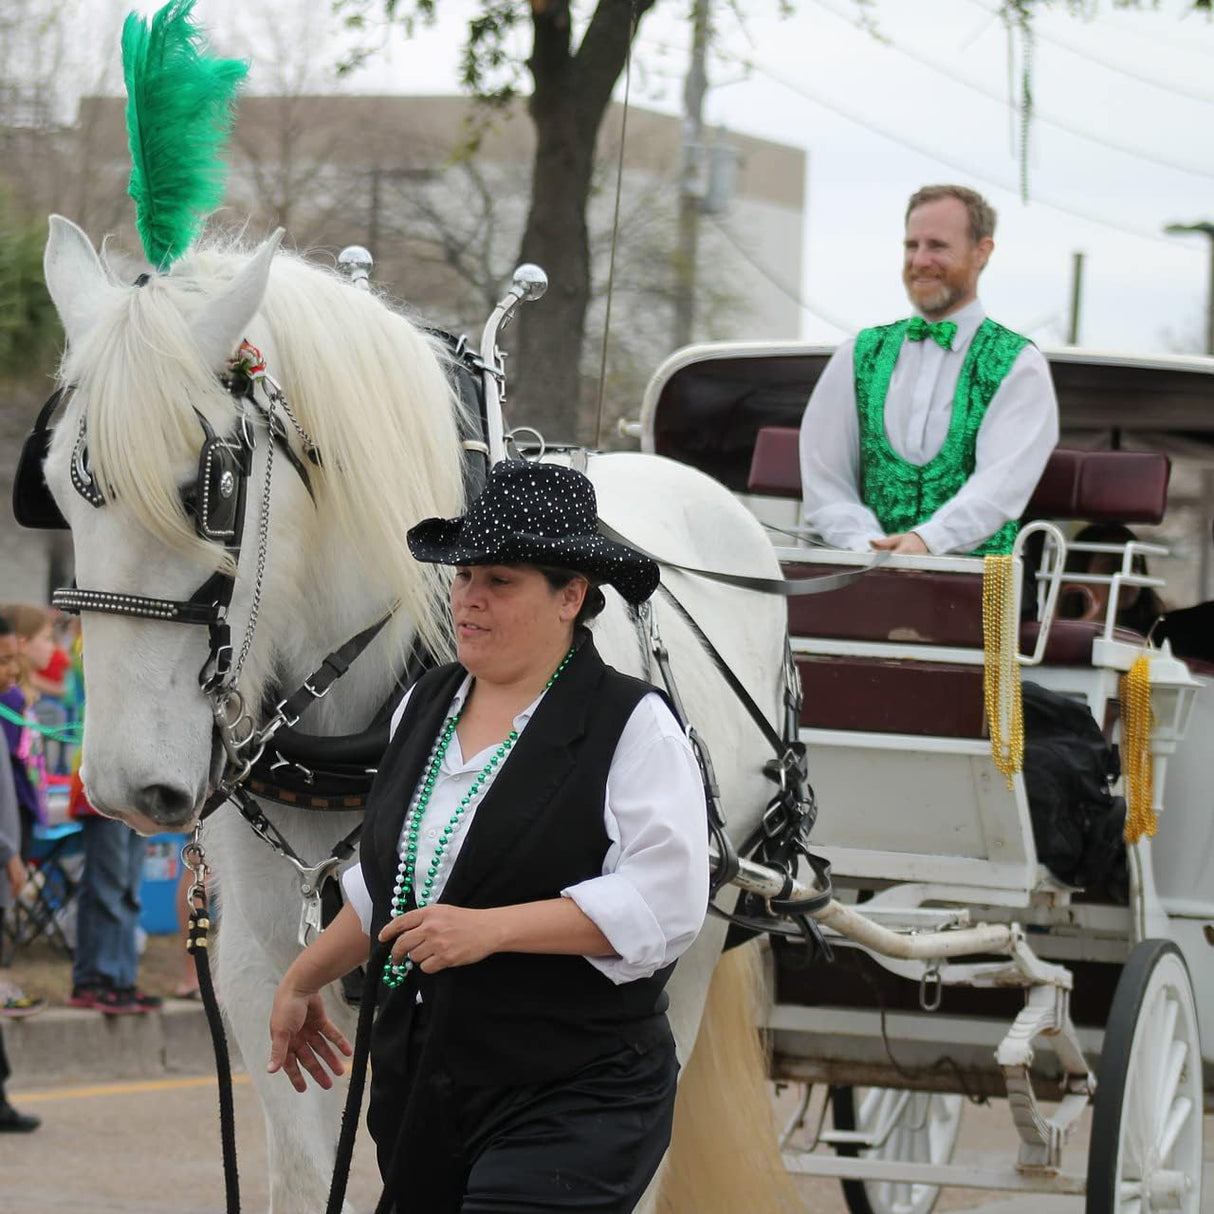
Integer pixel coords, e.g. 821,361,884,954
70,92,805,347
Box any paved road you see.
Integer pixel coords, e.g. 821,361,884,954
4,1072,1213,1212
2,1072,383,1213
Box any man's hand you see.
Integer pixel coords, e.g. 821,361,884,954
871,531,929,555
380,904,500,975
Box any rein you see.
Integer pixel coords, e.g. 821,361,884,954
598,519,891,595
612,522,853,958
181,840,240,1214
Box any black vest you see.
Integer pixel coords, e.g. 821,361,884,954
361,634,676,1090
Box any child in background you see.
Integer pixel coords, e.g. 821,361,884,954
0,616,45,1033
29,614,71,775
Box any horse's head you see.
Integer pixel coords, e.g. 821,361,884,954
37,216,465,834
39,217,287,830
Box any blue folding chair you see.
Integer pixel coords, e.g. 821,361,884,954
5,820,83,959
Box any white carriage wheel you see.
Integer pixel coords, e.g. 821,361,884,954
830,1085,965,1214
1086,939,1204,1214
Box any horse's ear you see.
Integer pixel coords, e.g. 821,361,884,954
44,215,112,349
191,228,285,371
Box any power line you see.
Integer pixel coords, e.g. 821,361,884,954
726,49,1182,248
705,215,858,333
809,0,1214,182
964,0,1214,109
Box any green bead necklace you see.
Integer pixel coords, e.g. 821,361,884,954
382,646,575,988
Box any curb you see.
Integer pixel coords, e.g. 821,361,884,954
6,999,234,1086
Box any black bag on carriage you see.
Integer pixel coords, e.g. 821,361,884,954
1021,680,1128,904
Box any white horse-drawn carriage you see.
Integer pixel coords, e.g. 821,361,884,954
18,203,1214,1211
18,188,1214,1214
639,341,1214,1212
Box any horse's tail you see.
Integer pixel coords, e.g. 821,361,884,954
658,941,801,1213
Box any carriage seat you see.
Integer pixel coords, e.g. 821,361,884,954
751,437,1172,899
782,564,1145,672
751,429,1171,688
748,426,1171,524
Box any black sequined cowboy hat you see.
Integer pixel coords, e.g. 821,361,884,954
407,461,660,604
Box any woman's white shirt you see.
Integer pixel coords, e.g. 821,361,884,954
341,674,709,984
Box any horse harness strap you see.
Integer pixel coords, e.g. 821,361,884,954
597,520,890,596
203,609,403,809
627,544,836,958
241,623,435,813
226,784,362,948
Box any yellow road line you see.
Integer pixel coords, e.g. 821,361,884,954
11,1073,252,1103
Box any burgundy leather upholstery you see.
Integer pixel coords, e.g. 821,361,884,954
748,427,1171,524
748,426,802,497
1020,620,1146,666
786,564,1143,666
785,565,983,647
1024,449,1170,524
798,656,985,737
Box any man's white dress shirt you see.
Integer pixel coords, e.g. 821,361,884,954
342,674,709,985
798,299,1059,554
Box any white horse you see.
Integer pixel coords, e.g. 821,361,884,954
39,214,800,1213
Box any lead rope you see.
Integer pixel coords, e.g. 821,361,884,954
325,940,390,1214
182,832,241,1214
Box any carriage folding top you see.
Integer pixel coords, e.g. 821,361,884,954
639,342,1214,1213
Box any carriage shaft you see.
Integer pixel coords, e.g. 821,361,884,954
815,899,1017,961
726,852,1020,959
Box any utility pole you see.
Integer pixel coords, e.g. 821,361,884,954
368,164,382,257
1067,251,1084,345
673,0,710,351
1164,221,1214,356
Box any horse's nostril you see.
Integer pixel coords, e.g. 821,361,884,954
135,783,195,823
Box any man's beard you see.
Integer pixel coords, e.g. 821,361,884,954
904,274,963,319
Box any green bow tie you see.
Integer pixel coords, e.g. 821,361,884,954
906,316,957,350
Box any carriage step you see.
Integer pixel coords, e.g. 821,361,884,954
782,1151,1087,1195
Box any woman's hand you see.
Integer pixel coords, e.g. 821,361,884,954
267,984,353,1093
379,904,501,974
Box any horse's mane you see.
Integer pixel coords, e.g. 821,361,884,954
60,238,466,661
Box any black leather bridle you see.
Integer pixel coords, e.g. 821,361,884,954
13,343,322,777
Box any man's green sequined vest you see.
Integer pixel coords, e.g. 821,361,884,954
853,316,1029,556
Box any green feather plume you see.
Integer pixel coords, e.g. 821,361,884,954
122,0,248,268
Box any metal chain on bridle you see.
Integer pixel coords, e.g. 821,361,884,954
233,426,270,683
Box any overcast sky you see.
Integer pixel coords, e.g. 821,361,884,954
115,0,1214,357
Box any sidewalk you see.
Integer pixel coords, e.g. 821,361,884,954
7,998,220,1086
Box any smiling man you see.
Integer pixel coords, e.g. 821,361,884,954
799,184,1059,555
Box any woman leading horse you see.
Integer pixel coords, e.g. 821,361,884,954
267,461,709,1212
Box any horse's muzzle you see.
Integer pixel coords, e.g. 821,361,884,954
132,781,198,829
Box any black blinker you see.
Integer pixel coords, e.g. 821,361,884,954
12,389,69,530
